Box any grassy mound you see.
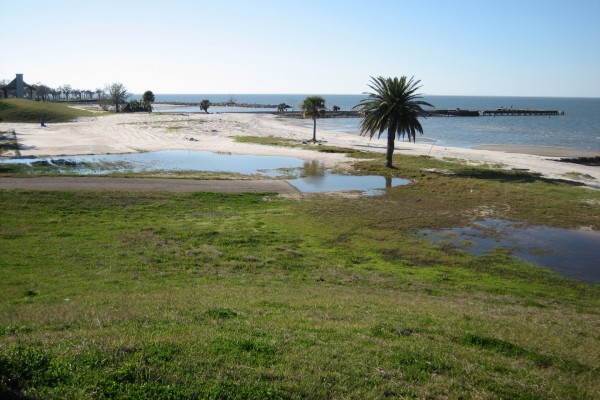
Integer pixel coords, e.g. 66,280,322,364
0,98,95,122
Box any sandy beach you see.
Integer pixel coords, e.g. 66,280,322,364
1,110,599,187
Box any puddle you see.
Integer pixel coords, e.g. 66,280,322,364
2,150,304,177
1,151,409,194
422,219,600,283
288,175,409,195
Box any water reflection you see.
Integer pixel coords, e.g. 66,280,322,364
423,219,600,283
302,160,327,177
288,174,409,195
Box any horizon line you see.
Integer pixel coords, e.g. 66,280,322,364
131,93,600,99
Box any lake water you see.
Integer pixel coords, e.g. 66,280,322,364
422,219,600,284
140,94,600,152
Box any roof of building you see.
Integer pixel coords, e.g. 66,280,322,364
1,77,34,90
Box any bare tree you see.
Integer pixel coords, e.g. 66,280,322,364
105,83,130,112
59,84,72,100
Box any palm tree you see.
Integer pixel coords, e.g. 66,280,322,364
301,96,326,143
199,99,211,113
142,90,155,112
355,76,432,168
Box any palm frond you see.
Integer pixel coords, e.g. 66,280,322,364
355,76,432,141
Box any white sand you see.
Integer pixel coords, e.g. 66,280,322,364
2,111,599,187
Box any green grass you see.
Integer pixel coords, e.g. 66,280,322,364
0,98,95,122
1,146,600,398
1,183,599,399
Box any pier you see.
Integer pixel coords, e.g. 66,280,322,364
426,108,564,117
481,108,564,116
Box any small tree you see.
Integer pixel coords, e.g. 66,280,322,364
199,99,211,113
106,83,130,112
142,90,155,112
332,105,341,112
277,103,290,112
301,96,326,143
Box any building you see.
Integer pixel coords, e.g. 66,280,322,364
1,74,34,99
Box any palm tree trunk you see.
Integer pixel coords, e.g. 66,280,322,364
312,118,317,142
386,130,395,168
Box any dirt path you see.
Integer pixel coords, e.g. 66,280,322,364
0,177,298,193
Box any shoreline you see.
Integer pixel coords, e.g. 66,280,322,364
472,144,599,158
1,111,599,188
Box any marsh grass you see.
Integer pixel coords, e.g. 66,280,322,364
235,135,368,156
1,148,600,398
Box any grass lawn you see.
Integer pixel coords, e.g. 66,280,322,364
1,151,599,399
0,99,96,123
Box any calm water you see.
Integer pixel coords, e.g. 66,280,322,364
138,94,600,152
288,175,409,195
1,151,407,194
423,219,600,284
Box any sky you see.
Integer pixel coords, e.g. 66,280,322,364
1,0,599,97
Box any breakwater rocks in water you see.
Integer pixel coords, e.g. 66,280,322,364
426,108,564,117
557,156,600,166
156,101,280,108
276,111,362,119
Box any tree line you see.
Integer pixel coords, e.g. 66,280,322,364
0,79,155,113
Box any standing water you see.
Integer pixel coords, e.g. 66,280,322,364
423,219,600,284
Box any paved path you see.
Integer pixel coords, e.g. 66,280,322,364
0,177,298,193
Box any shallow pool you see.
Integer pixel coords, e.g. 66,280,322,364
422,219,600,283
1,150,409,194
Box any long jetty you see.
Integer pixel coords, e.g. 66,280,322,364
426,108,564,117
155,102,564,118
273,109,565,118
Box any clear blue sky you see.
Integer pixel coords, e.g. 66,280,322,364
2,0,599,97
